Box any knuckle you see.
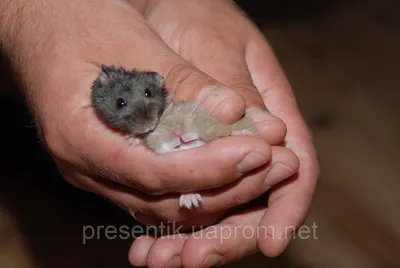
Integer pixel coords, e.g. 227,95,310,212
162,62,211,100
212,90,246,119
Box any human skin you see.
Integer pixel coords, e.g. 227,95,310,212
0,0,318,267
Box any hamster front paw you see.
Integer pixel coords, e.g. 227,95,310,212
179,193,203,209
231,115,258,136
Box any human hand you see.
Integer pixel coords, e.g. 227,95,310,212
0,0,295,230
128,0,319,267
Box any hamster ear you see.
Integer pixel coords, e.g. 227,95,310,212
98,65,114,85
153,74,165,88
146,72,165,88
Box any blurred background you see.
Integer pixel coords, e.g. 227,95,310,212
1,0,400,267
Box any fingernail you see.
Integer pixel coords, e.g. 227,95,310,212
166,256,182,268
196,86,244,120
237,152,268,174
266,163,295,186
197,254,224,268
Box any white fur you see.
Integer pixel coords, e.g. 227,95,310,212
179,194,203,210
180,132,200,143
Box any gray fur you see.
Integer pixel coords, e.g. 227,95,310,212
91,65,169,135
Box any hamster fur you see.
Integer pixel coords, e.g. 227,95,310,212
91,65,169,136
143,101,258,153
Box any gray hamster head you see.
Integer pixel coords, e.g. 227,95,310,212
91,65,169,135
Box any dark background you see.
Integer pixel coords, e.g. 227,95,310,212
1,0,399,267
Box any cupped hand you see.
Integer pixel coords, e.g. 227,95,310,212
128,0,319,267
1,0,296,230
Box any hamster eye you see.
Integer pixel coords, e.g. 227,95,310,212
116,98,127,109
144,89,153,98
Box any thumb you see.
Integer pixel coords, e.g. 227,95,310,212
160,64,247,124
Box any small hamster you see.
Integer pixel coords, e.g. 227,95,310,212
91,65,169,136
143,101,258,209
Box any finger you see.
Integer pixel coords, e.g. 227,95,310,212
256,173,316,257
179,208,265,268
61,146,298,224
245,107,287,146
245,30,320,257
145,234,188,268
178,146,298,213
129,236,156,267
244,26,315,149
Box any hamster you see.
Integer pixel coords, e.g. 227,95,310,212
91,65,169,137
142,101,258,209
